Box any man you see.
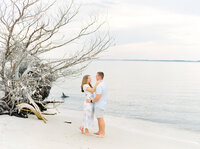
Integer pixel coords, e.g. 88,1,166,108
87,72,107,137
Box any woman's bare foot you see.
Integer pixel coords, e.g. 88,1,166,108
79,126,84,134
84,128,93,136
84,132,93,136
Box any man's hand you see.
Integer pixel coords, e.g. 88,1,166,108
86,98,91,103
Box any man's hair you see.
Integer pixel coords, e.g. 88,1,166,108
97,72,104,79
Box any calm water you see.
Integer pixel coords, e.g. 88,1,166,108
48,60,200,132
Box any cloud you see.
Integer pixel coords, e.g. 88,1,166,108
41,0,200,59
123,0,200,15
6,0,198,59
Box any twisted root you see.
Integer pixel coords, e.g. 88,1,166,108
17,103,47,123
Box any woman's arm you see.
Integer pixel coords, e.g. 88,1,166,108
86,81,101,93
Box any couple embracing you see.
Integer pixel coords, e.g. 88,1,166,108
80,72,107,138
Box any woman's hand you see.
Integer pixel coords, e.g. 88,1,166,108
86,80,101,93
96,80,101,85
86,99,91,103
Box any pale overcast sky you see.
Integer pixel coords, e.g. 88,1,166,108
2,0,200,60
78,0,200,60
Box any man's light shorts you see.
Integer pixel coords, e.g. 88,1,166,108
95,107,105,118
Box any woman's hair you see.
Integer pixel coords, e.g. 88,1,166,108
81,75,93,92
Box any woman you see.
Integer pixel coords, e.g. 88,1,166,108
80,75,100,136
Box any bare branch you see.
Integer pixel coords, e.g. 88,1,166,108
0,0,113,120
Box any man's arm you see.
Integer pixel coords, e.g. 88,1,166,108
92,94,102,102
86,94,102,103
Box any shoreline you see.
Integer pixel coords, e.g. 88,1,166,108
62,106,200,134
0,108,200,149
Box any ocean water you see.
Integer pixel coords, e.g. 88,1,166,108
48,60,200,132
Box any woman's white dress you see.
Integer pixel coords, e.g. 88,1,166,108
82,84,94,131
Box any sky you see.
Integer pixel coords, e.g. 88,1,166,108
1,0,200,60
78,0,200,60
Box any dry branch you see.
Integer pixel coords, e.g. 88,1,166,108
0,0,113,121
17,103,47,123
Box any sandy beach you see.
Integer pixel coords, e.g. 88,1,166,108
0,108,199,149
1,0,200,149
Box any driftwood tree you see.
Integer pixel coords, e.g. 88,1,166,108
0,0,112,122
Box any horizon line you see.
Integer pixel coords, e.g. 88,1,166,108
95,58,200,63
